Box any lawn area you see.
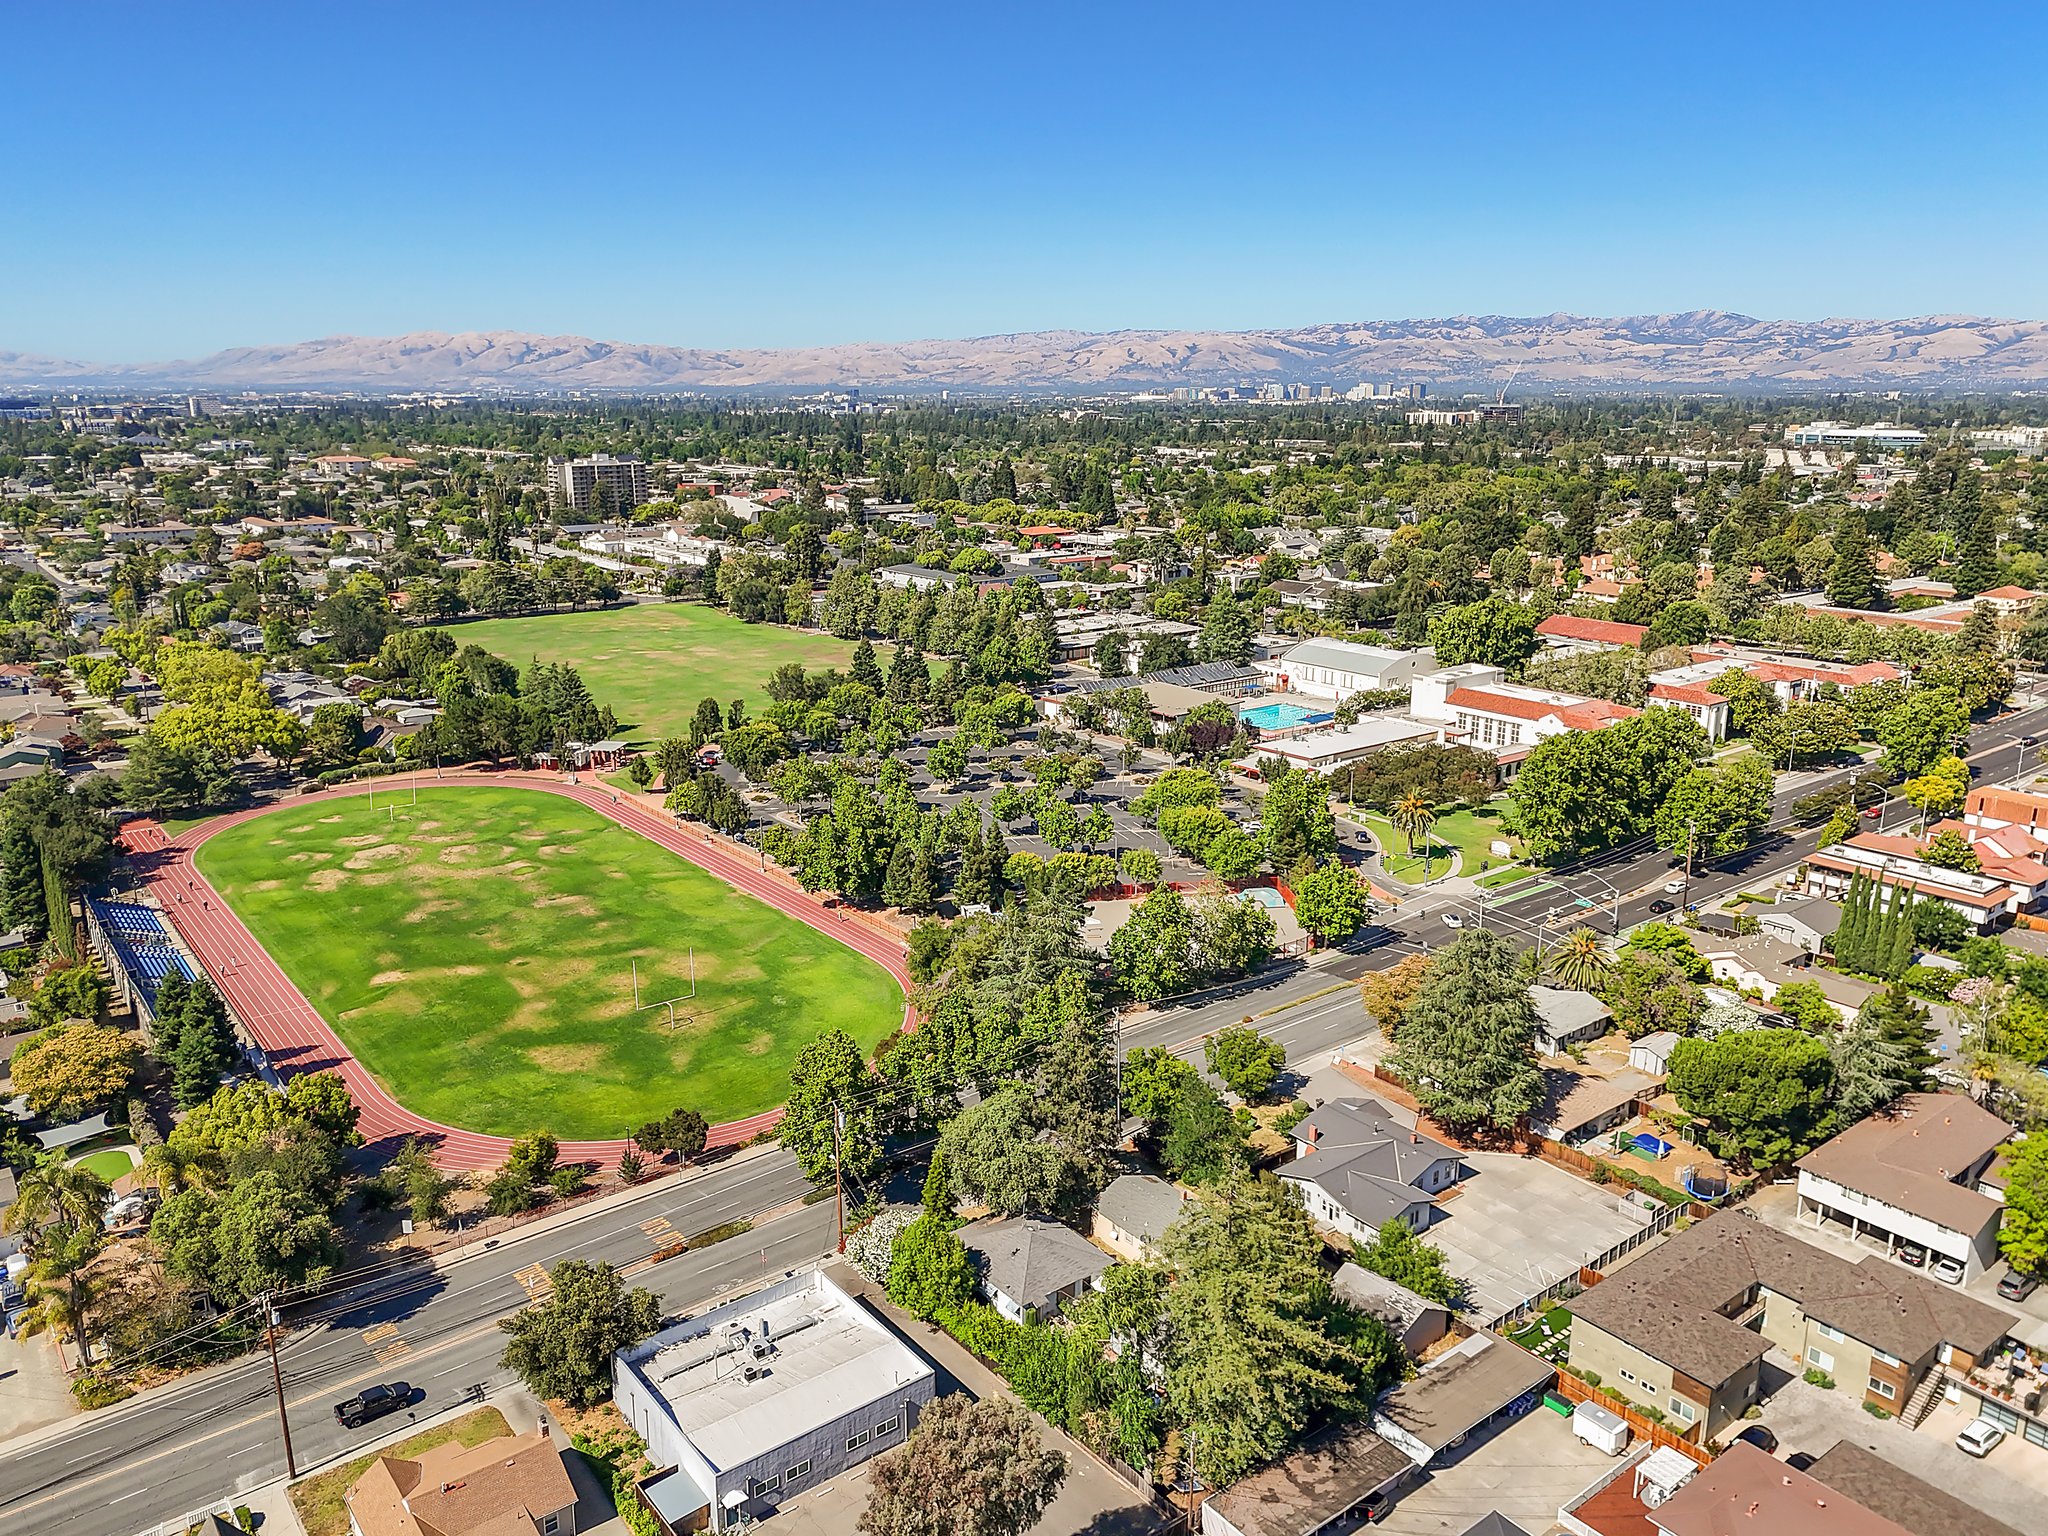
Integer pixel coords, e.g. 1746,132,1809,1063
290,1406,511,1536
1355,802,1522,883
450,603,877,742
72,1146,135,1181
196,786,903,1139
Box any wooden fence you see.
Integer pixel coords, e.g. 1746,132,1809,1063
1543,1363,1713,1466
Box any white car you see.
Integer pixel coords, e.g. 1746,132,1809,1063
1441,913,1464,929
1662,879,1686,895
1956,1419,2006,1458
1930,1254,1966,1285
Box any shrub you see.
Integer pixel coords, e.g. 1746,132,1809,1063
72,1375,134,1409
1863,1401,1892,1419
1581,1371,1601,1388
1804,1368,1835,1390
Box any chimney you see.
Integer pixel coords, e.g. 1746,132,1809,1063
539,1418,551,1439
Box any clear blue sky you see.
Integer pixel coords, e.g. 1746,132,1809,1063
5,1,2046,360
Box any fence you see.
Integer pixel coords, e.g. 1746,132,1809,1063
1542,1366,1713,1467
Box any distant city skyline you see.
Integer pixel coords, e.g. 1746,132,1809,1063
4,1,2046,360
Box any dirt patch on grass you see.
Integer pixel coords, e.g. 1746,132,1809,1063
305,869,349,892
335,833,384,848
740,1033,776,1055
343,845,409,870
370,970,413,987
527,1043,607,1073
436,844,482,862
316,815,346,824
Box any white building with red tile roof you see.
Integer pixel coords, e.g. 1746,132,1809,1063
1644,680,1731,742
1407,662,1638,770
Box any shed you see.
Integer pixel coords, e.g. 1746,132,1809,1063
1629,1031,1680,1077
1331,1262,1451,1359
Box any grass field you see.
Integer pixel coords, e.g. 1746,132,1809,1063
451,603,874,741
1353,802,1522,884
196,787,902,1139
72,1147,135,1182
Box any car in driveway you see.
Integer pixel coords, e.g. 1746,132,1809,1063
334,1383,410,1428
1732,1424,1779,1454
1896,1240,1928,1267
1957,1418,2006,1458
1930,1254,1966,1285
1998,1269,2040,1301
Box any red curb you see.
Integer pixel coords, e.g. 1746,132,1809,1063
119,770,911,1171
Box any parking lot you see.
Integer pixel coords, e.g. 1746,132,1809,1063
1374,1401,1621,1535
1424,1150,1670,1324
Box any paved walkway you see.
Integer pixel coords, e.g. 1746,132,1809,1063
118,769,912,1171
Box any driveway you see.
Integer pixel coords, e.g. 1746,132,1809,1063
0,1333,76,1442
1750,1360,2044,1532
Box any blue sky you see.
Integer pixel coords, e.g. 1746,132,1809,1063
5,1,2046,360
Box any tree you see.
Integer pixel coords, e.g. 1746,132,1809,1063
1923,829,1982,871
1709,669,1779,739
1205,1027,1286,1101
938,1086,1093,1219
884,1216,976,1320
498,1259,662,1407
1291,863,1371,942
1826,506,1877,608
1826,1013,1916,1132
1108,888,1196,1001
121,736,238,814
1350,1221,1459,1307
1,1156,110,1354
393,1137,456,1226
9,1021,139,1120
1901,755,1971,823
1197,595,1253,664
1428,598,1539,671
1752,701,1858,767
858,1395,1066,1536
1548,927,1611,992
0,768,117,950
1121,847,1162,888
1771,981,1840,1032
1159,1077,1250,1185
1877,690,1970,780
633,1107,709,1162
1510,708,1706,861
1386,931,1544,1135
1389,790,1437,856
1189,884,1275,979
1668,1029,1834,1169
1158,1172,1399,1483
1954,505,1998,597
304,701,368,769
1603,950,1705,1039
1259,769,1336,871
1998,1134,2048,1279
1654,753,1773,860
783,1029,879,1183
1358,952,1431,1039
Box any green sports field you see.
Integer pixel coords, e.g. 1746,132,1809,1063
451,604,873,742
195,787,902,1139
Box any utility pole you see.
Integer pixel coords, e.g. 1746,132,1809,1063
263,1292,298,1480
832,1104,846,1255
1681,819,1698,911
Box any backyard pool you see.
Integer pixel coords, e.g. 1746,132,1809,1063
1240,701,1329,731
1241,886,1286,909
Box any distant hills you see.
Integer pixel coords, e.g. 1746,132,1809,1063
8,312,2048,394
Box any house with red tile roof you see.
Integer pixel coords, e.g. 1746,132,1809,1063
1644,680,1730,742
1408,662,1639,772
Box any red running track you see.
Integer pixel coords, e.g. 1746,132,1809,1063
120,770,913,1171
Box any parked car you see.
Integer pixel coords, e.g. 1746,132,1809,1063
1732,1424,1779,1454
1956,1419,2006,1458
334,1383,410,1429
1997,1269,2040,1301
1930,1254,1966,1285
1896,1240,1928,1267
1785,1452,1816,1472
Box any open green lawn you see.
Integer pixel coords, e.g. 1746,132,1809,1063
1355,803,1522,884
451,604,876,742
196,786,902,1139
72,1147,135,1182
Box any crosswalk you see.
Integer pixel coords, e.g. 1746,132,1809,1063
361,1321,412,1365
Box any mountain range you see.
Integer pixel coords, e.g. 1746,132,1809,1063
7,312,2048,394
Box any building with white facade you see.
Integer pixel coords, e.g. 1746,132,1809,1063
1796,1093,2011,1279
1279,1098,1465,1245
1247,716,1440,773
614,1269,934,1535
1407,663,1637,768
1783,421,1928,452
1803,834,2027,931
1258,639,1435,701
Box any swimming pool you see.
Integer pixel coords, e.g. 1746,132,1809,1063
1240,886,1286,909
1239,702,1329,731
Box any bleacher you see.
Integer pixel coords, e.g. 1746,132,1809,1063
87,898,199,1005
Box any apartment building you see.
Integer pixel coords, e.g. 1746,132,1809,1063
1803,835,2029,931
546,453,650,513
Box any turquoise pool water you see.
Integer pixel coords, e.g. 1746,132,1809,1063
1240,702,1327,730
1241,886,1286,909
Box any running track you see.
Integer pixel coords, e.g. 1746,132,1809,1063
118,770,913,1170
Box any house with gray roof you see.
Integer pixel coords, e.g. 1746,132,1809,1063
958,1217,1111,1324
1200,1420,1413,1536
1530,985,1613,1056
1090,1173,1188,1261
1279,1098,1464,1246
1332,1261,1451,1358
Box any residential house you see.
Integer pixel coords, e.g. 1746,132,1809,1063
1090,1173,1188,1261
958,1217,1111,1323
1533,614,1648,654
1331,1261,1451,1359
1752,894,1842,957
1796,1093,2012,1278
1279,1098,1465,1244
1528,1065,1657,1145
1566,1211,2013,1439
1531,986,1613,1056
344,1428,577,1536
1693,931,1816,1000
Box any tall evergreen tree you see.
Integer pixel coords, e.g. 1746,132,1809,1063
1385,930,1544,1136
850,639,883,692
1826,508,1877,608
1954,506,1998,597
1882,888,1918,979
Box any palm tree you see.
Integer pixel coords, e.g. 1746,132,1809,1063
1548,927,1613,992
1390,790,1438,857
2,1156,112,1357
